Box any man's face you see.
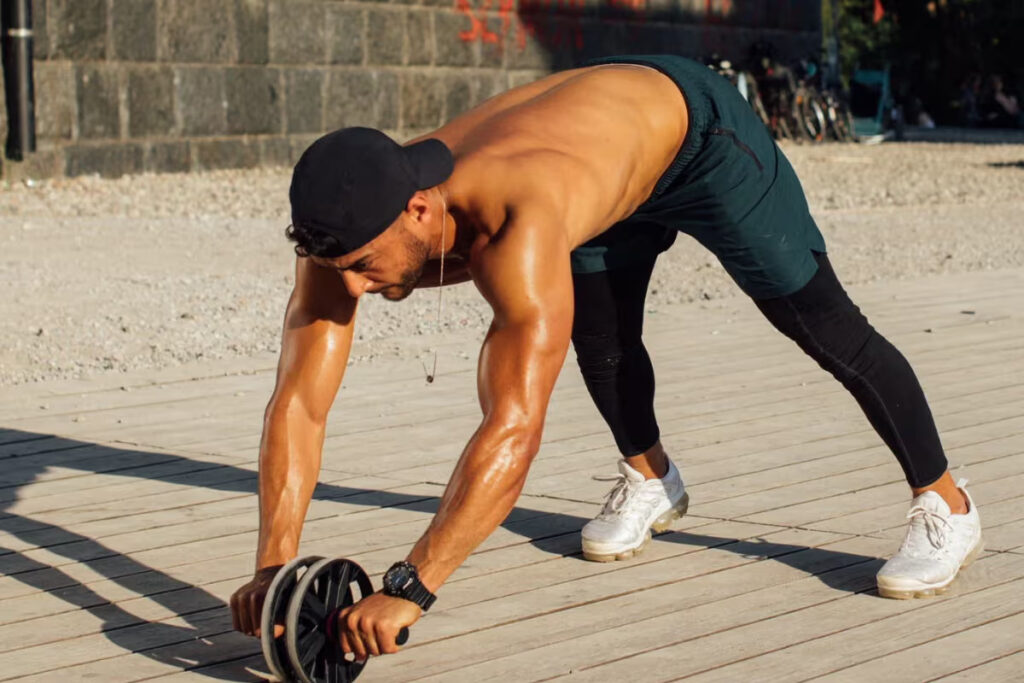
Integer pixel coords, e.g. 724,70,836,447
311,221,431,301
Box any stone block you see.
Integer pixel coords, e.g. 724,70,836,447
537,19,578,70
33,62,75,141
508,69,543,89
407,10,434,66
324,70,398,130
51,0,107,60
146,141,192,173
434,11,477,67
401,72,444,130
471,72,508,107
289,134,320,162
235,0,269,64
642,0,680,21
0,149,63,182
367,9,406,66
676,0,702,21
76,65,121,140
507,22,548,70
729,0,765,27
113,0,157,61
478,17,506,68
226,67,282,134
128,67,176,137
326,6,365,65
158,0,235,63
31,0,48,60
260,136,292,167
177,67,227,136
268,1,327,64
444,74,473,120
65,143,144,178
285,69,323,134
663,24,701,58
192,138,260,170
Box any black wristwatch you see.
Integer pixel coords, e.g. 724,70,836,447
382,561,436,612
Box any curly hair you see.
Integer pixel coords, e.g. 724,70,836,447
284,221,347,258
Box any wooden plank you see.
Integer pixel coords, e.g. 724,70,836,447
532,554,1024,682
370,531,882,682
805,612,1024,682
0,267,1018,682
403,550,1024,683
0,514,722,654
930,648,1024,681
3,525,860,681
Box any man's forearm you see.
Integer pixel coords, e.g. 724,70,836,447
255,407,326,570
405,423,540,592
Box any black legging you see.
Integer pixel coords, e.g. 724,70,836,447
571,251,948,488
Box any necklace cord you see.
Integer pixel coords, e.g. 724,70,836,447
426,195,446,384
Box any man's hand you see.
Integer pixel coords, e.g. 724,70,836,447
337,592,422,658
230,565,282,637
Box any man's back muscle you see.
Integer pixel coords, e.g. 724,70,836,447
417,65,689,249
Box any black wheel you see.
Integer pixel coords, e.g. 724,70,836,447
261,556,324,683
776,116,793,141
285,558,375,683
841,104,857,142
798,89,827,142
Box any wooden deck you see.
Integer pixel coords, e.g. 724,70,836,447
2,267,1023,682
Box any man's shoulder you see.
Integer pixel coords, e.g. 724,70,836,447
454,150,568,218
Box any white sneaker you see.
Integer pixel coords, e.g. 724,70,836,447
581,458,689,562
876,479,983,599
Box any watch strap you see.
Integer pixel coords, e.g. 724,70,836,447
404,580,436,611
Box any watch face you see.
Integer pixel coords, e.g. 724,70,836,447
386,564,413,592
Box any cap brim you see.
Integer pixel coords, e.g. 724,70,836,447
404,138,455,190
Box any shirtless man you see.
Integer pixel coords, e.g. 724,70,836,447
230,55,983,659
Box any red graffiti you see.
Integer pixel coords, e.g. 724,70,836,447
455,0,739,53
608,0,646,11
456,0,502,44
457,0,647,52
703,0,733,22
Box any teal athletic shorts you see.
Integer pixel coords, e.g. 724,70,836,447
570,54,827,299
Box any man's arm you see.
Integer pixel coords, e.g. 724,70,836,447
338,205,574,656
408,210,574,589
231,256,356,635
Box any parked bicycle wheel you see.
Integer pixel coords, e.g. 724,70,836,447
797,88,827,142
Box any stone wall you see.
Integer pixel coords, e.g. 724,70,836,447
0,0,820,179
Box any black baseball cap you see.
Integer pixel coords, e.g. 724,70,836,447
289,127,455,255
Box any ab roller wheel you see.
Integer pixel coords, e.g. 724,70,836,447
260,557,411,683
261,556,324,682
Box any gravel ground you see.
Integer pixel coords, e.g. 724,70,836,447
2,141,1023,386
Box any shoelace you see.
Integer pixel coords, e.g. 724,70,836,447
906,504,954,549
593,473,664,518
593,473,639,516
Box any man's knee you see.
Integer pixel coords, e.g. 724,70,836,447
573,332,644,383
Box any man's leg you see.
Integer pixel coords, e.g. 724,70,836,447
752,251,957,498
571,259,689,562
752,251,982,598
571,258,665,478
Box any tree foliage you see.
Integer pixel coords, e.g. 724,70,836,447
831,0,1024,123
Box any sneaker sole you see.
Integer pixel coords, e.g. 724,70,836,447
582,492,690,563
876,535,984,600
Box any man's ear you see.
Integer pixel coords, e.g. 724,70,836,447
406,191,431,224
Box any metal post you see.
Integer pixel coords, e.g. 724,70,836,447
2,0,36,161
